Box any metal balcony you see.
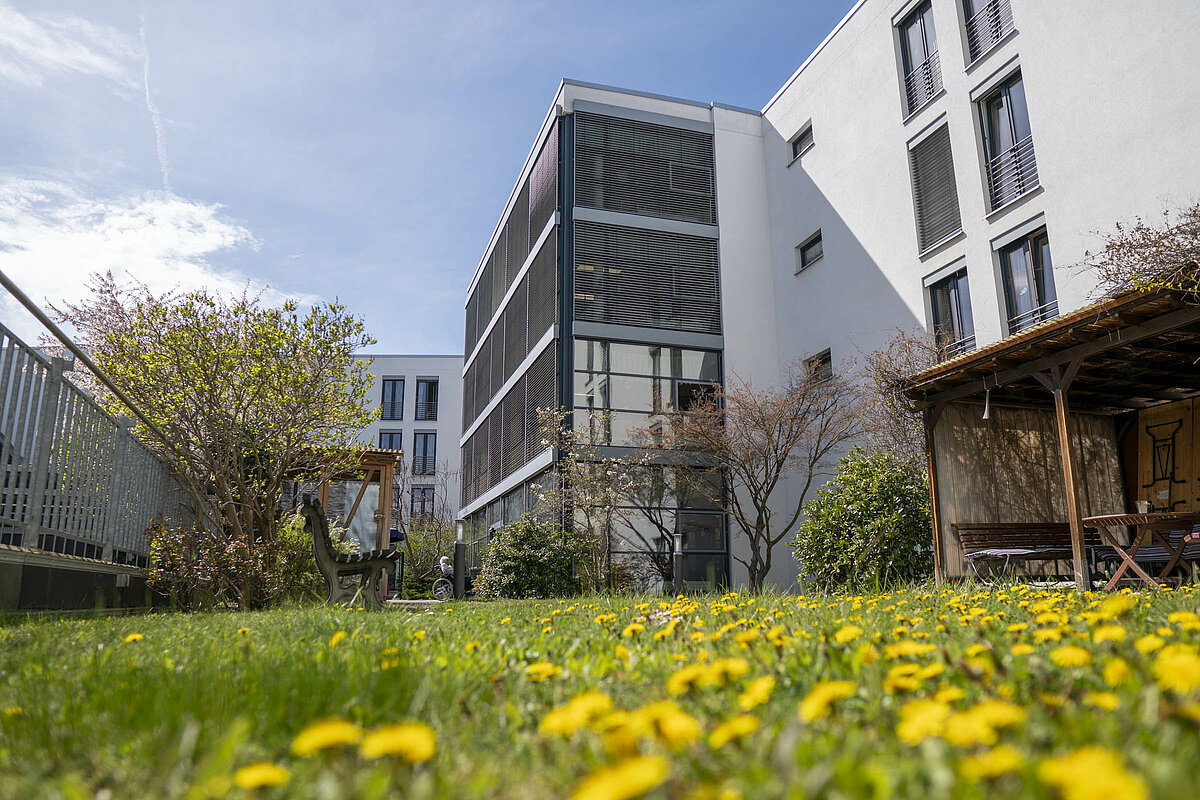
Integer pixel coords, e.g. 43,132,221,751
986,134,1039,210
1008,300,1059,334
414,401,438,421
380,400,403,420
939,334,977,361
904,50,943,116
966,0,1015,63
412,457,437,476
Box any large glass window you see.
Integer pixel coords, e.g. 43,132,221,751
929,269,975,357
899,1,942,114
415,378,439,421
982,72,1038,208
413,431,437,475
1001,227,1057,333
380,378,404,420
411,487,434,520
379,431,403,450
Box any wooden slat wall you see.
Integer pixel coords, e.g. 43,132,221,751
1136,399,1196,513
933,402,1125,576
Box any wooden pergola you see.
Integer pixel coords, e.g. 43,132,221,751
904,289,1200,588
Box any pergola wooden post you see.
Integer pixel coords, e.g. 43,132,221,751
1035,358,1089,589
923,403,946,586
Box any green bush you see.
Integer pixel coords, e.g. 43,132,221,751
474,516,581,600
791,448,932,590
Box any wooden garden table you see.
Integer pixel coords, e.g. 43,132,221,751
1083,512,1200,590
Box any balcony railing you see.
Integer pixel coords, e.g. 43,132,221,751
904,50,943,116
380,401,403,420
986,134,1039,209
414,401,438,421
1008,300,1059,334
938,333,977,361
412,457,437,476
966,0,1015,63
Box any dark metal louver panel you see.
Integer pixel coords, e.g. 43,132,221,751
574,221,721,335
501,376,526,478
527,230,558,344
462,360,474,430
529,121,559,239
476,333,492,417
459,439,471,505
525,345,557,462
507,184,530,288
504,275,528,382
910,125,962,252
463,291,478,358
487,410,501,490
473,428,487,500
575,112,716,225
490,232,506,320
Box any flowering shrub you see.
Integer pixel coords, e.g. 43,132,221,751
792,447,932,589
473,515,581,599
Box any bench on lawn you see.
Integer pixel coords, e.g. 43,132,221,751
300,495,402,609
953,522,1102,577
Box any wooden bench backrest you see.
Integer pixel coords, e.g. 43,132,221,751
953,522,1102,553
300,495,341,582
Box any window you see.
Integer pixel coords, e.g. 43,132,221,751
806,349,833,381
413,432,437,475
790,124,814,160
1000,227,1057,333
410,487,435,520
929,269,976,357
795,231,824,273
963,0,1014,63
379,431,403,451
415,378,439,420
909,125,962,252
380,378,404,420
982,72,1038,209
899,1,942,115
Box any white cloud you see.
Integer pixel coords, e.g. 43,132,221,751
0,2,138,89
0,178,314,342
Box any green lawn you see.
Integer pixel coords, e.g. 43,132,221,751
2,584,1199,799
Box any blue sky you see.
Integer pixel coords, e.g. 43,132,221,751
0,0,853,352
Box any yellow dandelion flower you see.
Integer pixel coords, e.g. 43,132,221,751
328,630,347,648
667,663,708,696
541,692,613,737
1006,623,1029,633
738,676,776,711
1134,634,1164,653
1092,625,1126,644
1097,595,1136,619
526,662,562,683
856,643,879,665
570,755,669,800
708,715,759,749
615,644,631,660
733,629,759,646
1103,658,1131,687
622,623,645,638
3,706,23,717
884,641,937,659
707,657,750,684
359,722,436,762
896,699,951,746
1011,643,1035,656
943,711,997,747
1083,691,1120,711
291,718,362,757
639,701,702,748
960,744,1024,780
123,633,143,643
969,700,1026,729
832,624,862,644
934,686,965,704
1167,610,1200,631
965,644,989,657
1038,746,1146,800
1049,646,1092,668
798,680,856,722
237,627,250,636
233,762,290,789
500,617,511,625
465,640,482,653
1153,644,1200,694
1034,627,1065,643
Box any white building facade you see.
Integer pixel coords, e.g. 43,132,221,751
358,354,463,527
459,0,1200,589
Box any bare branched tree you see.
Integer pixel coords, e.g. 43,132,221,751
1081,202,1200,297
646,360,864,592
858,327,941,462
390,457,458,580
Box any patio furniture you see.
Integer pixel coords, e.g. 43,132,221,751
953,522,1102,577
1084,512,1200,590
300,495,402,609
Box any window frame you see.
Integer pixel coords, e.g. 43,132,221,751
795,230,824,273
999,226,1057,333
412,431,437,476
806,349,833,382
928,268,976,356
415,377,439,421
789,123,814,163
380,377,404,421
378,430,403,451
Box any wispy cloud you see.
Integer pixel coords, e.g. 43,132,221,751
0,178,314,341
139,7,170,192
0,2,138,89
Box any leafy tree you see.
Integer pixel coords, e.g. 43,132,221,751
473,516,580,599
792,448,932,590
55,274,376,607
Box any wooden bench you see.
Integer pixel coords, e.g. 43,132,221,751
953,522,1102,577
300,495,402,609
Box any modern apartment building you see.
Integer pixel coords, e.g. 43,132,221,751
359,354,463,529
458,0,1200,589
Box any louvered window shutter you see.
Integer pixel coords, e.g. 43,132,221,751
910,125,962,252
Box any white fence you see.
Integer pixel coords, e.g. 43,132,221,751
0,321,180,566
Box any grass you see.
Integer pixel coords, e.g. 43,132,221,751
1,583,1199,799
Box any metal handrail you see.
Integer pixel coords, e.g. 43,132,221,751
411,457,437,476
940,334,977,360
380,401,403,420
1008,300,1059,333
966,0,1015,63
904,50,943,115
414,401,438,421
986,134,1039,209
